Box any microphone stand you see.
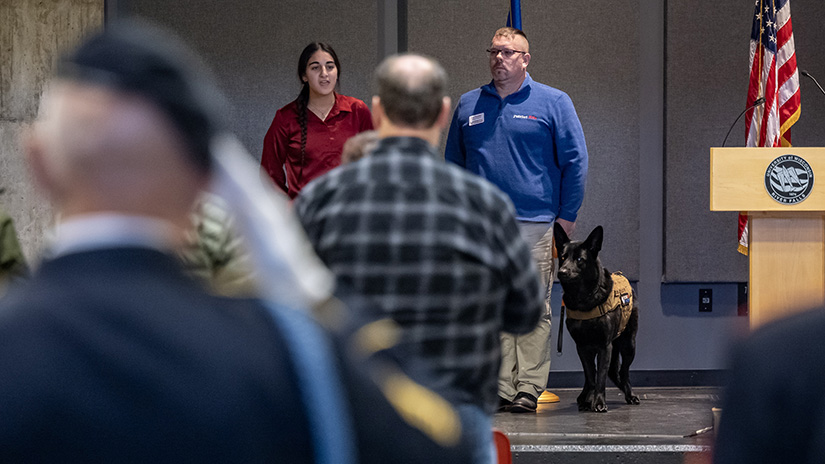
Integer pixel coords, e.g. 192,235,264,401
722,97,766,147
801,70,825,97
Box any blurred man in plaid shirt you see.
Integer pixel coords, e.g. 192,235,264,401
295,54,543,421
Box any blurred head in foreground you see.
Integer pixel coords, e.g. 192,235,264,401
25,19,225,234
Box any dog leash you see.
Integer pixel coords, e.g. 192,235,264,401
557,304,565,356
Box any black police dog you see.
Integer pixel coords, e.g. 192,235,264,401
553,224,640,412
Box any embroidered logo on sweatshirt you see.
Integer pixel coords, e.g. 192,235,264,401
469,113,484,126
513,114,538,120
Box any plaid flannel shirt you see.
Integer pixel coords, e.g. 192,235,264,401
295,136,543,412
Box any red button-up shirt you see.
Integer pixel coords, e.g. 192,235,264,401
261,94,373,199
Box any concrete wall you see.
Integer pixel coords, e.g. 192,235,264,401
0,0,104,262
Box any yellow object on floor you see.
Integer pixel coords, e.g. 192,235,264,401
538,391,560,403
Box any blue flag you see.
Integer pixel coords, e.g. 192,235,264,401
506,0,522,29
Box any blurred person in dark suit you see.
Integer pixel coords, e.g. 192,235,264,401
0,20,472,463
714,308,825,464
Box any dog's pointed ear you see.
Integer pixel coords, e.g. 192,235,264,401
583,226,603,253
553,222,569,253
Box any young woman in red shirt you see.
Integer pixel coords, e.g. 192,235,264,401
261,43,374,199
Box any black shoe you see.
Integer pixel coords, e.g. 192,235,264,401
497,396,513,412
510,392,538,413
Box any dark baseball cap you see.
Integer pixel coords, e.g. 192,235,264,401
56,19,226,172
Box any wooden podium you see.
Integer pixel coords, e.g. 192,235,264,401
710,147,825,328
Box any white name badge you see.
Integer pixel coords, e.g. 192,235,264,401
469,113,485,126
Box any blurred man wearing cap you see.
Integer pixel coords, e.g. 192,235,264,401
0,21,472,462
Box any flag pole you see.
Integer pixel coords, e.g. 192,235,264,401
509,0,522,29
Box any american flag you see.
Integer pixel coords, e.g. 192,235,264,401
738,0,800,255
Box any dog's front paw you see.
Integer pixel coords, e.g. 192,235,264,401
627,395,640,405
592,396,608,413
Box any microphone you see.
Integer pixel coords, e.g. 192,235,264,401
722,97,766,147
801,70,825,97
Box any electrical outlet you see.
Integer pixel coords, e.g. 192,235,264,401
699,289,712,312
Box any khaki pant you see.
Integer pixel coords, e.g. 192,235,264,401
498,223,554,400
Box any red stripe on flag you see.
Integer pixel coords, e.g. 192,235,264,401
778,57,796,82
776,20,793,48
779,86,800,119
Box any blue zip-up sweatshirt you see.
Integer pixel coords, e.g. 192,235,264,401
445,73,588,223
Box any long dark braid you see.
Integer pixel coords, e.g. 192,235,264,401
295,42,341,187
295,84,310,185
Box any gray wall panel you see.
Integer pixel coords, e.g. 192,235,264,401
409,0,641,278
665,0,825,282
126,0,378,159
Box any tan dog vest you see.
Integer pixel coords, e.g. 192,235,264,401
564,272,634,336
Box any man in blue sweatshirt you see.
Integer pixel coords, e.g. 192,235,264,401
445,27,588,413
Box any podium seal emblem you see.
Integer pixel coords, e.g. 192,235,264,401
765,155,814,204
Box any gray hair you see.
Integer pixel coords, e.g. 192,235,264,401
374,54,447,128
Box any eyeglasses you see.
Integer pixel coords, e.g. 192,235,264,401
486,48,527,59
